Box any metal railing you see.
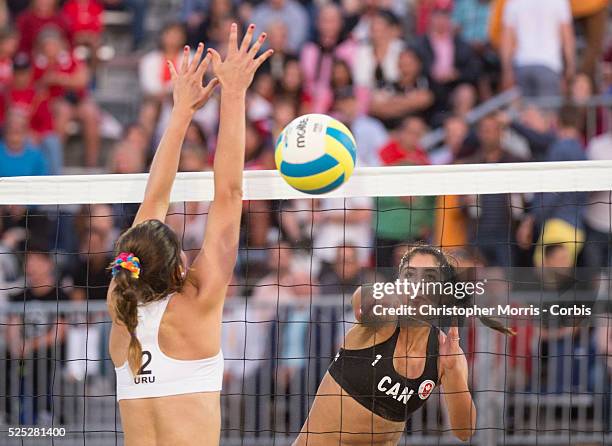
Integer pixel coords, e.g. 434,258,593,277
0,299,610,446
422,92,612,151
421,88,522,150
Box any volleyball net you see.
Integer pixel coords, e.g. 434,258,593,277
1,161,611,446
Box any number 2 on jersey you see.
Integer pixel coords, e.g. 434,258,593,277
138,351,153,375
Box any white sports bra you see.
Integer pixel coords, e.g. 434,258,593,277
115,295,224,401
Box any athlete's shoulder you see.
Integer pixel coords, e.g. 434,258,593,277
344,324,396,350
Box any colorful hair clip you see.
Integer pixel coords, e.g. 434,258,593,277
112,252,141,279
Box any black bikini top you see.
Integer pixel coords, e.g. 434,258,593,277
328,326,439,422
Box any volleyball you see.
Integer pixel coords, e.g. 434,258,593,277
275,114,357,194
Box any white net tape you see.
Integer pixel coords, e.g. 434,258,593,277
2,161,612,204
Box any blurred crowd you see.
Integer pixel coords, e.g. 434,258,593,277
0,0,610,260
0,0,611,428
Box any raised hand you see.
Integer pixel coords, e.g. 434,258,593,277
168,42,219,113
439,326,468,376
208,23,273,93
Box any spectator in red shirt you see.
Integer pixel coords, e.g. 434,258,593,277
6,55,53,135
378,116,430,166
62,0,104,67
16,0,71,55
4,55,63,174
33,26,100,167
0,27,18,94
62,0,103,39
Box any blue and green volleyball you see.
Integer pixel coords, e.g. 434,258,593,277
274,114,357,195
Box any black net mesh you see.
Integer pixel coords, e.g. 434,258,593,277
0,188,611,445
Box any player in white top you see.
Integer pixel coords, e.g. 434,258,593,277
107,24,272,446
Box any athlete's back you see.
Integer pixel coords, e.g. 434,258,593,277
111,285,224,446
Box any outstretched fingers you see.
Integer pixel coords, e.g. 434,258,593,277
180,45,190,73
196,50,212,78
439,330,447,347
248,32,267,58
203,77,219,95
189,42,205,74
208,48,222,70
448,326,460,342
240,24,255,53
254,49,274,69
228,22,239,54
208,23,273,90
167,60,178,81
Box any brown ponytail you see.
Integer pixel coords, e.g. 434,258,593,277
113,269,156,374
110,219,186,375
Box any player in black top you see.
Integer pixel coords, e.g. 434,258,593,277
294,244,514,445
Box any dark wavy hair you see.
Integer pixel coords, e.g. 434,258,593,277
398,244,515,336
110,220,185,374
